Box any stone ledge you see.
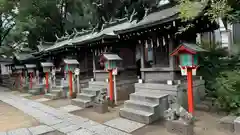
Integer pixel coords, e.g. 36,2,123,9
166,120,194,135
218,115,237,133
234,116,240,133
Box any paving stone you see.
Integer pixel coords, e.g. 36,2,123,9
97,127,131,135
88,124,108,133
234,117,240,133
29,125,55,135
0,132,7,135
67,128,96,135
51,121,73,129
104,118,145,133
58,124,82,134
35,98,51,102
42,131,65,135
39,117,63,126
78,120,100,129
166,120,194,135
218,115,237,132
7,128,32,135
58,105,83,112
19,93,32,97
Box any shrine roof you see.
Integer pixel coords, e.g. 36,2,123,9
103,53,122,61
71,18,137,46
15,65,24,69
115,2,205,34
63,59,79,65
170,43,206,56
13,52,35,61
41,62,54,67
45,39,72,51
25,64,36,69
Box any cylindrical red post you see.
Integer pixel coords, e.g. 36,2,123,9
30,72,33,89
187,68,194,114
108,70,113,101
45,72,49,90
69,71,73,97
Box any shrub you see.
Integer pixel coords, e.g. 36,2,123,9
215,70,240,115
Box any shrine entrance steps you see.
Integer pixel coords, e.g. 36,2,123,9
28,84,45,95
45,86,66,100
119,91,169,124
72,81,107,108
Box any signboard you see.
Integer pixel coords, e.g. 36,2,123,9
74,68,80,75
112,68,118,76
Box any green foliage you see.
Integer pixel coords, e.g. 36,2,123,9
199,42,240,115
215,70,240,115
178,0,240,24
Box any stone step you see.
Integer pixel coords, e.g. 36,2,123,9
130,92,168,104
76,93,95,101
45,93,60,100
124,100,159,113
119,107,156,124
28,89,41,95
81,88,100,96
71,98,92,108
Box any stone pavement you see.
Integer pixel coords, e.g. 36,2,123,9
0,90,131,135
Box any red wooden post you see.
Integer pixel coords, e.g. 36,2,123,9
187,68,194,114
108,69,114,101
29,72,33,89
45,72,49,90
69,71,73,97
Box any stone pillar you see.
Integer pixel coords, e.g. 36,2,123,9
92,51,96,80
140,41,145,81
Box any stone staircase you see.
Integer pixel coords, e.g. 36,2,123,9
119,92,169,124
0,75,14,89
72,81,107,108
28,84,45,95
45,85,66,100
120,80,205,124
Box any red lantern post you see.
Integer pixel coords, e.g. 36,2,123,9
170,43,206,114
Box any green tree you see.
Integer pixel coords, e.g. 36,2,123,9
0,0,17,46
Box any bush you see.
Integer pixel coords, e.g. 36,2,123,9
215,70,240,115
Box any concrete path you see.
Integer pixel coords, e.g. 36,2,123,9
0,88,131,135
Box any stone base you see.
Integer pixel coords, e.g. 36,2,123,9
67,92,77,99
166,120,194,135
218,115,237,133
234,117,240,133
93,102,108,114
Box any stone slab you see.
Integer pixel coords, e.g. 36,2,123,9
29,125,55,135
19,93,32,97
234,117,240,133
51,121,73,129
104,118,145,133
67,128,95,135
7,128,32,135
218,115,237,132
0,132,6,135
58,105,83,112
97,127,131,135
35,98,51,102
58,124,82,134
166,120,194,135
38,117,63,126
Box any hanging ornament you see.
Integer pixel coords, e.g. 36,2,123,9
151,39,154,48
94,49,97,56
173,21,176,27
163,37,166,46
157,37,160,47
168,34,170,39
104,46,107,52
145,40,148,48
138,40,141,44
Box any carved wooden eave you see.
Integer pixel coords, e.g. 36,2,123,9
115,2,207,39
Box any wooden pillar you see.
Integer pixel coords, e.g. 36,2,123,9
168,35,176,80
140,41,145,81
152,39,156,65
85,49,88,69
92,51,96,80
